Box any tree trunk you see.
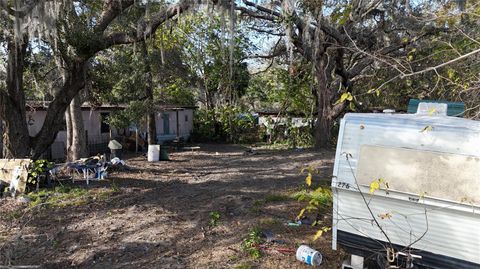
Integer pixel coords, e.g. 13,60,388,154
0,121,3,158
0,38,31,158
31,61,87,159
141,42,157,145
313,55,335,149
65,105,72,157
66,94,88,161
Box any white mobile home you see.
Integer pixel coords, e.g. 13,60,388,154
26,102,195,159
332,113,480,268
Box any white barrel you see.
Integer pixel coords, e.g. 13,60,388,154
296,245,322,267
147,145,160,162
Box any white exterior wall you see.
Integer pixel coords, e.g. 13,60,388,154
26,108,194,157
155,109,194,141
178,109,194,137
27,109,119,146
332,113,480,265
27,110,118,159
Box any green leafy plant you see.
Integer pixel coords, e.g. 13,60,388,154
241,228,262,259
209,211,221,227
27,185,113,208
292,167,333,238
27,159,54,190
110,180,120,193
192,107,258,143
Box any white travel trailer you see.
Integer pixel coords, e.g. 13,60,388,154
332,112,480,269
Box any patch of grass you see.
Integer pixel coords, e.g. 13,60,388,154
27,185,113,208
51,239,60,249
264,193,290,203
110,180,120,192
228,254,239,262
250,201,263,213
209,211,221,227
253,200,263,207
5,210,23,221
234,263,254,269
241,228,262,259
259,217,281,226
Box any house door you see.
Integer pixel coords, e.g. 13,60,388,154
162,113,170,135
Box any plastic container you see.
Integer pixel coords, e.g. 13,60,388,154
147,145,160,162
296,245,322,267
160,146,169,161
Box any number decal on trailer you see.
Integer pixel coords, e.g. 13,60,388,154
337,182,350,189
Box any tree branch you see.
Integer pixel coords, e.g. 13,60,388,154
94,0,135,33
236,6,277,21
102,0,192,48
0,0,42,18
248,26,285,36
400,47,480,78
242,0,281,17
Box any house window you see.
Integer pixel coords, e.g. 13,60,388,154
185,115,188,122
100,112,110,133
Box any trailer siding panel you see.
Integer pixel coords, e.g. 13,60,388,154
332,113,480,266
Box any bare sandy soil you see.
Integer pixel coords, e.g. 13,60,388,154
0,144,347,268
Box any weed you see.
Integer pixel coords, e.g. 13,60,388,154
264,193,290,203
228,254,239,262
294,167,333,239
253,200,263,207
26,185,113,208
110,180,120,192
249,200,264,213
51,239,60,249
292,187,333,211
241,228,262,259
209,211,221,227
250,203,262,213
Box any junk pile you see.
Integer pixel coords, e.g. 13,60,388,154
66,155,109,184
0,159,31,196
0,154,128,197
65,154,127,184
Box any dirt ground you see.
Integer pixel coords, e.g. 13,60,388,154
0,144,347,268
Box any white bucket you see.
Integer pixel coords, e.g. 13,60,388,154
296,245,322,266
147,145,160,162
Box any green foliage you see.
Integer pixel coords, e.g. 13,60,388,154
293,187,333,214
178,13,252,106
217,106,257,143
155,79,195,106
191,109,218,142
293,168,333,226
264,193,290,203
27,185,113,208
107,101,149,129
260,116,314,148
241,228,262,259
110,180,120,193
285,124,314,149
192,106,258,143
209,211,221,227
27,159,54,189
244,66,314,117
